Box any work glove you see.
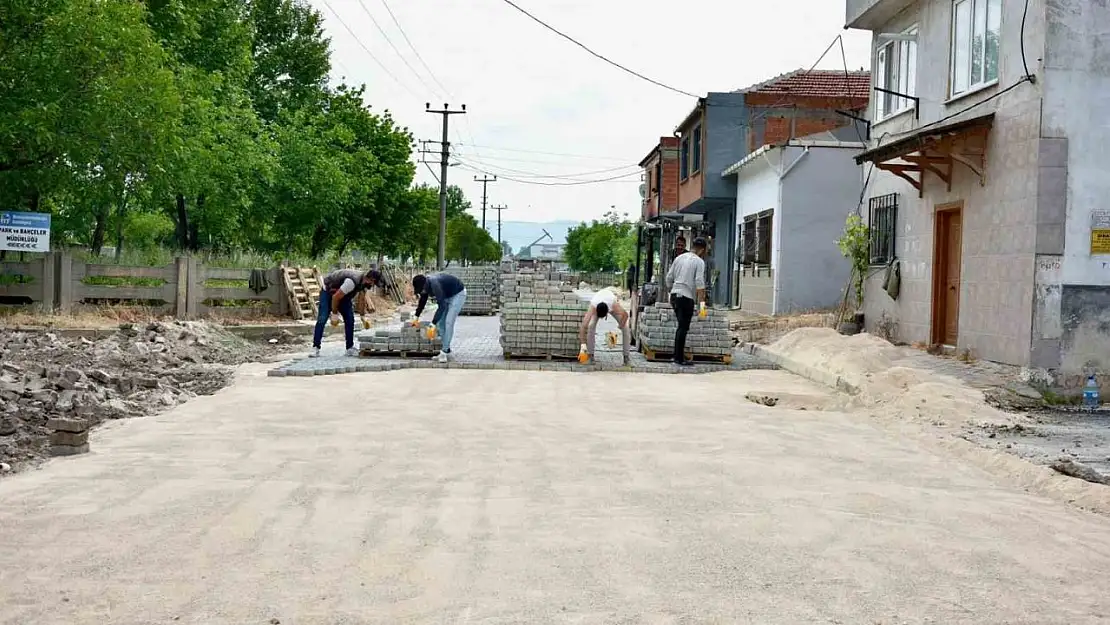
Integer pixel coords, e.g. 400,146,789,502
329,313,340,327
698,302,708,319
361,315,371,329
578,343,589,365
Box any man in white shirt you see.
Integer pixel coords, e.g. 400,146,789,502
578,287,631,366
665,237,707,366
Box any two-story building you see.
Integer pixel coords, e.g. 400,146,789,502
667,71,870,306
639,137,680,223
848,0,1110,382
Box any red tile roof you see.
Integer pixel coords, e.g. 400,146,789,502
740,69,871,100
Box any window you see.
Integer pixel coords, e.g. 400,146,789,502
680,137,690,180
691,125,702,173
875,26,918,119
950,0,1001,97
868,193,898,264
654,160,662,193
756,214,772,264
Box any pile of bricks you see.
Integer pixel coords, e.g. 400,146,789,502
498,268,587,358
500,301,588,358
637,302,733,360
359,322,442,356
443,265,499,315
48,417,90,456
499,268,581,305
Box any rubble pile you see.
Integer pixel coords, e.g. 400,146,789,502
0,321,279,471
358,321,442,355
443,265,499,315
637,302,733,359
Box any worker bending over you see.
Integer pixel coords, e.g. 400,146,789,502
412,273,467,363
666,237,707,366
578,287,631,366
310,268,381,358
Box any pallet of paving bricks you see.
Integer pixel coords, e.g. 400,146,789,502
639,346,733,365
502,351,579,362
443,265,499,315
358,321,442,358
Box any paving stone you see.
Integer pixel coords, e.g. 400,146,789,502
49,443,89,457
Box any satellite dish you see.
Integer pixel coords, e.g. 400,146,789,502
638,183,647,198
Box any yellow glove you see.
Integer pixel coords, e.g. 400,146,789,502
361,316,371,329
698,302,707,319
578,343,589,364
329,313,340,327
425,326,437,340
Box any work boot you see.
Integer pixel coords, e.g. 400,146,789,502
345,348,359,357
308,347,321,358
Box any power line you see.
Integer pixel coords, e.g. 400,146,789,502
354,0,441,98
454,142,629,162
494,0,698,98
319,0,421,100
456,159,641,186
456,157,639,179
378,0,455,98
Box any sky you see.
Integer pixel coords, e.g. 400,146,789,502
309,0,873,227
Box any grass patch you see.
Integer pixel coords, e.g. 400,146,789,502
83,275,164,288
1042,390,1082,406
0,273,34,286
203,298,271,309
204,278,250,288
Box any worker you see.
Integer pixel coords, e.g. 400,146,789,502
310,268,382,358
666,237,707,366
578,287,631,366
625,261,637,295
673,234,687,260
412,273,467,363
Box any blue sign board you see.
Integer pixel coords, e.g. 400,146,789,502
0,211,51,252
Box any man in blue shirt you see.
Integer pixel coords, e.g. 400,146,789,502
412,273,468,363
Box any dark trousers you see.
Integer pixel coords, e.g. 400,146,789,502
313,289,355,349
670,294,695,362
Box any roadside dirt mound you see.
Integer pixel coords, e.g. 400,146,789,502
770,327,900,387
0,321,280,472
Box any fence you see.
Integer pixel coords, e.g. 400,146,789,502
0,252,286,318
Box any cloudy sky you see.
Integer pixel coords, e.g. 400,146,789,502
309,0,873,226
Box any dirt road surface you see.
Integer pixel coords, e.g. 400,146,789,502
2,366,1110,624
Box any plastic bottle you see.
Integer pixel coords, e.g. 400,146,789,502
1082,375,1100,410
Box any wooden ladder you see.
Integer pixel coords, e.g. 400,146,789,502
282,266,323,320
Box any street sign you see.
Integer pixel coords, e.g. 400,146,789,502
0,211,51,253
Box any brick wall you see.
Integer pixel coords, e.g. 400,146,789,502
761,115,848,146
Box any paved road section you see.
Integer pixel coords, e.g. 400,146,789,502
2,368,1110,624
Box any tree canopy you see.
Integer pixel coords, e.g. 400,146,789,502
563,211,637,272
0,0,458,261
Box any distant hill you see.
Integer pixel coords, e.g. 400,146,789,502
493,220,581,252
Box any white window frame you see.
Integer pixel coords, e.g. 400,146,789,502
949,0,1001,98
875,25,918,120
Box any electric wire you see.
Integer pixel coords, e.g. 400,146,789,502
378,0,455,98
354,0,442,98
319,0,421,100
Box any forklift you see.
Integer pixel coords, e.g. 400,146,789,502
629,213,707,345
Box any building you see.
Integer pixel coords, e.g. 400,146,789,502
639,137,680,223
662,71,870,306
528,243,565,262
722,130,866,315
847,0,1110,378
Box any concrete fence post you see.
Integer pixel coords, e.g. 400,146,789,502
39,252,56,313
185,256,201,318
174,256,188,318
55,251,73,313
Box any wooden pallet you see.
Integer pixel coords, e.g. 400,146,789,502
503,352,579,362
640,345,732,365
359,350,437,359
281,265,323,320
378,264,406,305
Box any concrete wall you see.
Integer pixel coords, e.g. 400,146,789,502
738,266,774,315
777,147,860,314
0,253,287,318
703,92,750,200
1038,0,1110,373
859,0,1046,366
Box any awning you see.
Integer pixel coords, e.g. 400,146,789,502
855,113,994,197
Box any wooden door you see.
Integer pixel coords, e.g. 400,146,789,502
932,205,963,346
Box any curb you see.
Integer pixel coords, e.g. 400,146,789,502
739,343,860,395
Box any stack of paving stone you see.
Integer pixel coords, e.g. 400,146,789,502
499,300,588,358
636,301,733,361
498,268,587,358
48,417,90,456
499,268,581,305
358,321,442,356
443,265,499,315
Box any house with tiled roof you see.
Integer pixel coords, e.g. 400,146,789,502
638,69,870,307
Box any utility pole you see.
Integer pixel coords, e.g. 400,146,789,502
491,204,507,256
425,103,466,270
474,175,497,231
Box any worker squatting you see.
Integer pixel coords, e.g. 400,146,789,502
307,237,708,366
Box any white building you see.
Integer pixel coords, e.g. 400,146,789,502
847,0,1110,382
723,133,865,315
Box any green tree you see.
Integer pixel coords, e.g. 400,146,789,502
246,0,332,122
564,211,637,272
446,213,500,265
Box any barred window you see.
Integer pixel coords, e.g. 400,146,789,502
868,193,898,264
